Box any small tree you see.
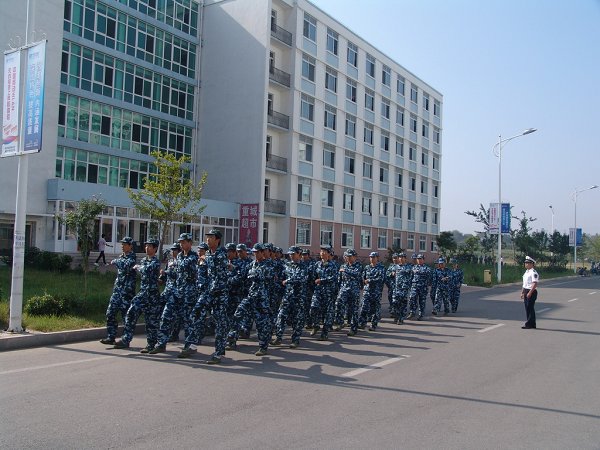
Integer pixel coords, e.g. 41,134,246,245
582,234,600,263
465,205,496,261
128,150,207,254
57,196,107,298
436,231,457,258
511,210,537,262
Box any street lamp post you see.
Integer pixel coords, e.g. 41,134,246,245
493,128,537,283
549,205,554,234
572,185,598,273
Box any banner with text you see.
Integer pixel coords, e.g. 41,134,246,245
23,41,46,153
2,50,21,157
489,202,511,235
239,203,259,247
569,228,582,247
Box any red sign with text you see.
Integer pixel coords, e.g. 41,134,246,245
239,203,259,246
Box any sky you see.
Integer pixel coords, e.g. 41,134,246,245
311,0,600,236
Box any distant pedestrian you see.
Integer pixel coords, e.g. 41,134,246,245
94,234,112,266
521,256,539,329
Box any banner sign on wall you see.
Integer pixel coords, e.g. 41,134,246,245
239,203,259,247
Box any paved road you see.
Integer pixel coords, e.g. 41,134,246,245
1,277,599,449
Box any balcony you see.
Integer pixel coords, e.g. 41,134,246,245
267,109,290,130
264,198,286,215
269,66,291,87
266,154,288,172
270,22,292,46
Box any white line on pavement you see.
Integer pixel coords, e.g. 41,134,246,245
537,308,551,313
589,291,597,295
0,356,114,376
478,323,505,333
342,355,411,378
568,298,579,303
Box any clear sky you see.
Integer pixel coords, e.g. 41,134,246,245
311,0,600,236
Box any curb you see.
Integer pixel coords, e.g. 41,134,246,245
0,323,146,352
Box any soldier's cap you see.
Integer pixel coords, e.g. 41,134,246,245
225,243,237,251
264,243,274,251
236,243,248,251
437,257,446,264
411,253,418,259
392,253,400,258
524,255,536,264
450,258,458,264
252,243,266,252
144,238,159,247
343,249,357,257
416,254,425,259
205,229,222,239
170,242,181,251
197,242,209,250
320,244,333,254
177,233,193,242
287,246,302,254
301,249,310,255
398,252,407,257
120,236,134,245
369,252,379,258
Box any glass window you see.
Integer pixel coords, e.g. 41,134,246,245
347,41,358,67
323,143,335,168
378,230,387,249
394,202,402,218
321,183,334,207
379,200,388,217
297,177,312,203
346,78,357,102
299,135,313,162
382,64,391,86
320,223,333,245
326,28,338,55
343,187,354,211
365,88,375,111
364,123,374,145
345,114,356,138
393,231,402,249
422,209,428,223
341,225,353,247
396,139,404,156
419,236,427,251
396,108,404,126
407,233,415,250
324,104,337,130
303,13,317,41
422,122,429,138
434,128,440,144
410,177,416,191
381,98,390,119
363,159,373,179
301,94,314,121
362,194,372,214
410,84,418,103
396,170,403,187
302,53,315,82
344,151,355,174
408,204,415,221
379,164,389,184
296,221,311,245
434,100,441,117
397,76,405,95
423,92,430,111
325,67,337,92
366,53,375,78
361,228,372,248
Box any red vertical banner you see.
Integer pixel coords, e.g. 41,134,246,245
239,203,259,246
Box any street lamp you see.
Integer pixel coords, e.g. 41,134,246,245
572,185,598,273
493,128,537,283
549,205,554,234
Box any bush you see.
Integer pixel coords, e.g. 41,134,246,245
0,247,72,272
24,293,76,316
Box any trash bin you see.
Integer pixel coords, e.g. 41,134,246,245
483,269,491,283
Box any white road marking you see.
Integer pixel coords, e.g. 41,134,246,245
537,308,551,313
589,291,597,295
0,356,114,376
478,323,505,333
342,355,411,378
568,298,579,303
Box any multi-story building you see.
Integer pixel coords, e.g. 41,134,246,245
0,0,239,255
1,0,442,259
199,0,443,258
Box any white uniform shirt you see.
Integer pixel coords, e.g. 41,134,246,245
522,268,539,290
98,237,107,252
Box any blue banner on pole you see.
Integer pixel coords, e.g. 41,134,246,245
23,41,46,153
500,203,511,234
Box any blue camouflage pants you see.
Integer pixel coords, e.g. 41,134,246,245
275,296,305,344
105,290,134,340
434,288,451,313
409,288,428,317
336,288,360,332
310,288,335,337
120,291,161,347
359,288,382,328
392,289,410,321
229,296,271,349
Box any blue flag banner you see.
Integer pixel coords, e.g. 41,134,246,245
23,41,46,153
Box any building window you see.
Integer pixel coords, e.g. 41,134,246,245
346,78,357,102
378,230,387,249
302,53,316,82
410,84,418,104
363,158,373,179
325,67,338,93
266,135,272,160
422,121,429,139
364,123,374,145
410,177,416,191
382,65,391,86
361,228,372,248
397,76,405,96
366,53,375,78
433,211,438,225
379,200,388,217
301,94,314,121
422,209,428,223
320,223,333,245
264,178,270,201
381,98,390,119
297,177,312,203
296,221,311,245
326,28,338,55
407,233,415,250
365,88,375,111
343,187,354,211
379,165,389,184
393,231,402,248
419,236,427,251
380,131,390,152
433,184,439,198
345,114,356,138
423,92,430,111
421,151,428,167
396,171,403,188
420,180,428,194
341,225,353,247
324,104,337,130
303,13,316,41
344,151,355,174
299,135,313,162
323,143,335,169
362,194,372,214
394,201,402,218
321,182,334,208
434,128,440,144
347,41,358,67
263,221,269,244
434,100,441,117
408,204,415,221
410,115,418,133
409,146,417,161
396,139,404,156
433,156,439,171
396,108,404,126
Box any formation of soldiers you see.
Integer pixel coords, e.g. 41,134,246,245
100,230,464,364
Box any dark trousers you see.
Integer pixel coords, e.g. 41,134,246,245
95,251,106,264
523,289,537,328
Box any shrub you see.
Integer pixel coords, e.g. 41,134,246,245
24,293,76,316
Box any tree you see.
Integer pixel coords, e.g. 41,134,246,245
548,231,570,268
465,205,495,260
128,150,207,254
457,235,480,262
436,231,457,257
57,196,107,298
582,234,600,263
511,210,537,262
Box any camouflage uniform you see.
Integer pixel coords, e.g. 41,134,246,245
450,264,464,313
158,251,180,340
358,261,386,329
310,258,339,339
103,250,137,341
274,254,308,346
432,265,452,314
385,260,398,318
334,257,363,334
409,259,431,319
392,261,413,323
186,251,209,346
119,254,161,347
302,255,317,329
204,245,230,359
